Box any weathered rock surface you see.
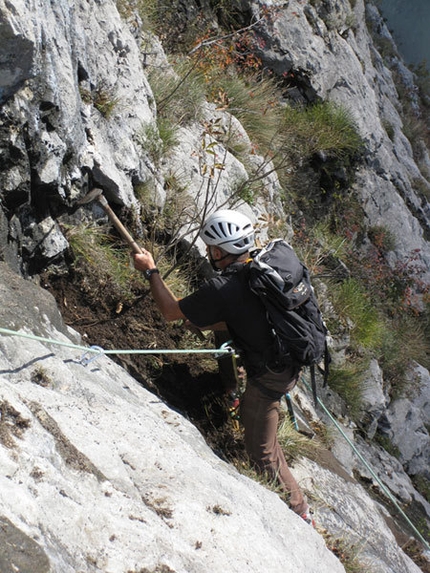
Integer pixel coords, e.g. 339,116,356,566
0,263,346,573
0,0,155,227
246,0,430,273
385,365,430,479
294,458,425,573
357,358,387,440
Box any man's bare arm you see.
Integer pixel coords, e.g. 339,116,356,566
133,252,185,322
133,252,228,328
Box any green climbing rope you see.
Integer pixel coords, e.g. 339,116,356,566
300,375,430,551
0,327,233,359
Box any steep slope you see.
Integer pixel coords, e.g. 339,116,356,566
0,263,345,573
0,0,429,571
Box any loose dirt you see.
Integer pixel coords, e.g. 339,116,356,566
40,262,247,464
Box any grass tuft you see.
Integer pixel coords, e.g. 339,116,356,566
65,224,137,305
209,72,284,155
380,313,430,397
283,102,363,160
278,415,323,462
148,58,207,127
323,533,378,573
331,278,385,351
327,361,367,419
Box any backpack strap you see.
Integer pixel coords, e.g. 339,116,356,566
321,340,331,387
221,260,250,275
310,364,318,407
311,341,331,406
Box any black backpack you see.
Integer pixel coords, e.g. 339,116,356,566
248,239,330,405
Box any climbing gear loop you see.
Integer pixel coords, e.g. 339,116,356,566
80,345,105,366
214,340,236,360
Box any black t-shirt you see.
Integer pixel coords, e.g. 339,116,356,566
178,263,275,374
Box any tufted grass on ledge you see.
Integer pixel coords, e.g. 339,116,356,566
148,58,207,127
64,224,136,303
278,415,324,461
327,361,367,420
209,72,285,155
330,278,385,352
283,101,364,161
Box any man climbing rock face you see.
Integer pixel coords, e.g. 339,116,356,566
133,209,313,524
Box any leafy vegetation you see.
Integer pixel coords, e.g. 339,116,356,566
148,58,207,128
79,80,119,118
327,362,367,419
323,534,378,573
331,278,384,351
282,102,363,160
206,72,284,153
136,119,178,164
379,314,430,397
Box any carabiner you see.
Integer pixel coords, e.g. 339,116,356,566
80,345,105,366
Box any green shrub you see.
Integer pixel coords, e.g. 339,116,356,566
368,225,396,253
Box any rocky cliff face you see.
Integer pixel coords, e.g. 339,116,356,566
246,0,430,265
0,0,429,572
0,0,156,274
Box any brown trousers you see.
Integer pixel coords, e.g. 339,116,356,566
240,363,308,515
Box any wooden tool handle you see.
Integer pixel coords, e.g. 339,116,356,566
97,196,143,254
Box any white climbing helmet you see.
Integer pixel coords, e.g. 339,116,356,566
200,209,255,254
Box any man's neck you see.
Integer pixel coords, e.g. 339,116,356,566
219,253,249,271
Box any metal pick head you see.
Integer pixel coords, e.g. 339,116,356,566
77,187,104,205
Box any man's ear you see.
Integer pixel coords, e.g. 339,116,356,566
211,246,223,260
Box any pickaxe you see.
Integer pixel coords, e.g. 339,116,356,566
78,187,206,341
78,188,143,254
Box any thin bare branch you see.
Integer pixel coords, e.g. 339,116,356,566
188,18,263,56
